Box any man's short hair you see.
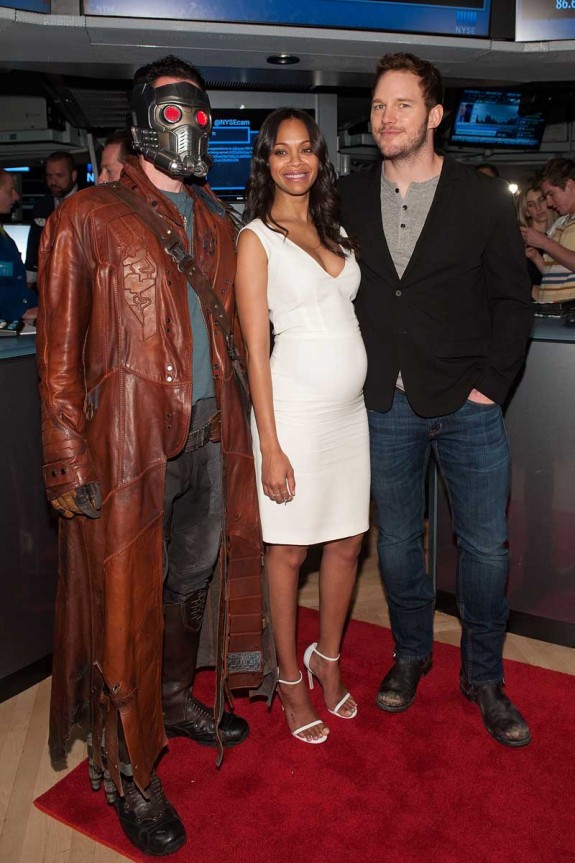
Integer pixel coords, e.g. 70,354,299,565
538,157,575,190
134,55,206,90
374,52,444,111
103,129,133,161
46,151,76,171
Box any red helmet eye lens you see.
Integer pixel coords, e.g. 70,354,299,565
162,105,182,124
196,110,209,127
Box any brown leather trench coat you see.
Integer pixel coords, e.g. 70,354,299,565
37,157,273,794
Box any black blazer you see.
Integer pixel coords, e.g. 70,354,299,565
339,157,533,418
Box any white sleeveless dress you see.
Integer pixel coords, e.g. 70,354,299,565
242,218,370,545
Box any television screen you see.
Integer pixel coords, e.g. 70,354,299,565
3,224,31,260
0,0,50,10
206,110,269,201
206,108,315,201
83,0,492,38
516,0,575,42
449,89,547,150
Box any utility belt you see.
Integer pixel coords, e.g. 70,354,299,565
184,411,221,452
183,397,220,452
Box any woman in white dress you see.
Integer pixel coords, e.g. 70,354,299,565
236,109,370,744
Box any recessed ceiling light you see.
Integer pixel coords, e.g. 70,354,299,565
267,54,300,65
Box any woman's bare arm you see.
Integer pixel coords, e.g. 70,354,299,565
236,229,295,502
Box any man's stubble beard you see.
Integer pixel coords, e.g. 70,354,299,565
375,116,430,164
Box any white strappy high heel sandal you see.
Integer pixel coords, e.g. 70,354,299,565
277,671,329,744
303,642,358,719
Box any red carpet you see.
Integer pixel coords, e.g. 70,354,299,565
35,607,575,863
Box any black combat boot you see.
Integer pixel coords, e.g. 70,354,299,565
162,587,249,748
113,772,185,857
88,743,185,857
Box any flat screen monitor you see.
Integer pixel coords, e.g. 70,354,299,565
82,0,492,38
516,0,575,41
449,89,547,150
3,224,30,260
206,110,269,201
206,108,314,201
0,0,49,9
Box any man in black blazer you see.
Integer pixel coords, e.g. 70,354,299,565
340,53,533,747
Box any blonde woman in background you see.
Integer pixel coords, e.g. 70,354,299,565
517,182,556,298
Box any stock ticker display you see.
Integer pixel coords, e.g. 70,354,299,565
83,0,492,38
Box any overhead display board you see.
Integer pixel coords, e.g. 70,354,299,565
516,0,575,41
83,0,492,39
0,0,50,10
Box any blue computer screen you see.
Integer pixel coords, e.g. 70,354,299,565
82,0,492,38
0,0,49,10
206,110,270,200
449,89,547,150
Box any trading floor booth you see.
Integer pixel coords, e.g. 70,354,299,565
0,338,58,694
432,318,575,647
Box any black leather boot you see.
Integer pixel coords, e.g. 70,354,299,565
108,771,186,857
460,673,531,748
87,725,185,855
162,588,249,748
376,655,432,713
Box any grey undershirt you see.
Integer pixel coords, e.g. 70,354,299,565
380,170,440,389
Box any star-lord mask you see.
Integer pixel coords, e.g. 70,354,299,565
130,80,213,177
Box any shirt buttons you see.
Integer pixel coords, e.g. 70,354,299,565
167,364,173,371
167,375,173,382
396,290,402,297
395,188,400,193
402,205,407,210
400,223,406,228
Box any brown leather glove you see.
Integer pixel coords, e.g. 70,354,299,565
51,482,102,519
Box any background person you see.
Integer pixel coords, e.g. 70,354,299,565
516,181,556,296
520,157,575,311
25,151,78,288
340,52,533,748
0,168,38,322
236,108,369,744
475,162,500,178
97,129,133,184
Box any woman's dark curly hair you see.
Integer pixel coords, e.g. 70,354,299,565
244,108,355,258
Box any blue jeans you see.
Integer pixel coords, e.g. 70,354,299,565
369,391,510,686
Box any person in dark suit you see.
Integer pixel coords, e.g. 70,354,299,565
339,52,533,748
25,151,78,287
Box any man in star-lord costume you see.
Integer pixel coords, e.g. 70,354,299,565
37,55,273,857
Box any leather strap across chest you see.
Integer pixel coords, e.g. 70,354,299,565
108,183,249,405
